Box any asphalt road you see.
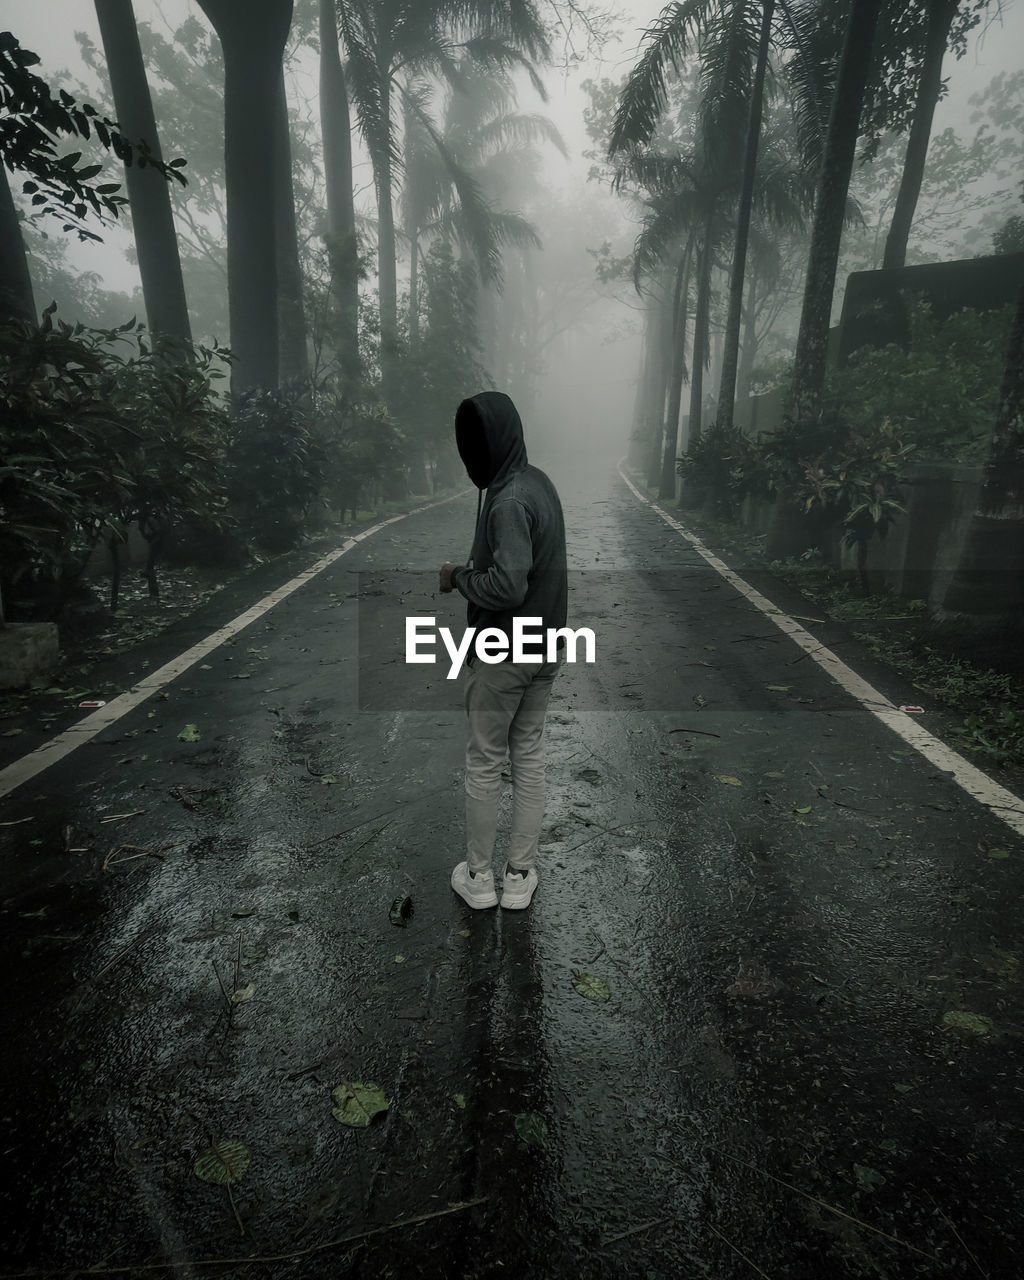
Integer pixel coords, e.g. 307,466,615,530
1,452,1022,1279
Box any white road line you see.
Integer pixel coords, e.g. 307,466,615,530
619,463,1024,840
0,493,465,801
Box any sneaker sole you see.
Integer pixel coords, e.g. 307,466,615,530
500,887,537,910
451,875,498,909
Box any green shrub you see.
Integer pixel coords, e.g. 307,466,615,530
825,301,1011,462
224,386,326,553
0,315,228,614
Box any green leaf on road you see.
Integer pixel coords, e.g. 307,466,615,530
987,847,1010,859
178,724,201,742
332,1082,389,1128
454,1093,466,1110
716,775,742,786
194,1139,250,1185
942,1009,993,1036
765,684,791,692
793,806,812,815
231,984,254,1004
514,1112,547,1147
571,970,610,1002
853,1163,886,1192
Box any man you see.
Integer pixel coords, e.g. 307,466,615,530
439,391,567,911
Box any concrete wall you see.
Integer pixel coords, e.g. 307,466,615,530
742,462,987,610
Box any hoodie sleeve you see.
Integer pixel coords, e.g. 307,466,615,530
454,495,532,611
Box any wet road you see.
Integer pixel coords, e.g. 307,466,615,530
1,453,1022,1279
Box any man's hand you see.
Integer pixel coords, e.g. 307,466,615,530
439,562,458,593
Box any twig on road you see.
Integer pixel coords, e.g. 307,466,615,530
926,1193,989,1280
307,788,448,848
706,1221,773,1278
669,727,721,737
77,926,155,988
600,1218,669,1246
4,1198,491,1275
694,1148,945,1265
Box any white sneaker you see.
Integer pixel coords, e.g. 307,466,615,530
450,862,498,909
500,864,538,910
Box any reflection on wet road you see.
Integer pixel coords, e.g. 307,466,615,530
1,456,1022,1278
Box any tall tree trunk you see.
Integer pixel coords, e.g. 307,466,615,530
645,288,674,486
737,259,759,404
686,213,716,451
196,0,293,394
788,0,881,425
660,243,693,499
94,0,192,346
408,229,420,347
0,165,36,324
881,0,958,270
943,284,1024,615
273,67,308,383
375,73,399,406
319,0,360,389
717,0,774,431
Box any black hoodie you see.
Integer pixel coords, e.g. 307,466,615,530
451,391,567,652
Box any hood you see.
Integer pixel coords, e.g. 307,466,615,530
455,391,528,489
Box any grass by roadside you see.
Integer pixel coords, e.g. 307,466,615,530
646,490,1024,770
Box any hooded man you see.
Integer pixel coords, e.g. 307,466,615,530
440,391,567,910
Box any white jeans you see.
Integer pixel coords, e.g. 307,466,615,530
463,658,560,875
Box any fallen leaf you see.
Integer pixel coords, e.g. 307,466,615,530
231,984,255,1004
942,1009,993,1035
793,806,812,815
177,724,201,743
765,684,791,692
853,1164,886,1192
716,775,742,786
571,970,610,1002
454,1093,466,1110
194,1139,250,1185
514,1112,547,1147
987,848,1010,860
331,1082,389,1128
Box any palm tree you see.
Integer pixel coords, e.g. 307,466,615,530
335,0,549,403
610,0,822,484
319,0,360,388
787,0,882,425
400,65,561,344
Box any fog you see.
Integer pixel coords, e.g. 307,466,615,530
5,0,1021,472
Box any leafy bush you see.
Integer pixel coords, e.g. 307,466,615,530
676,423,771,515
825,301,1012,462
224,386,327,553
316,392,404,521
0,315,228,616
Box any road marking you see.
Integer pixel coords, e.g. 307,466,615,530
619,463,1024,840
0,494,465,801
